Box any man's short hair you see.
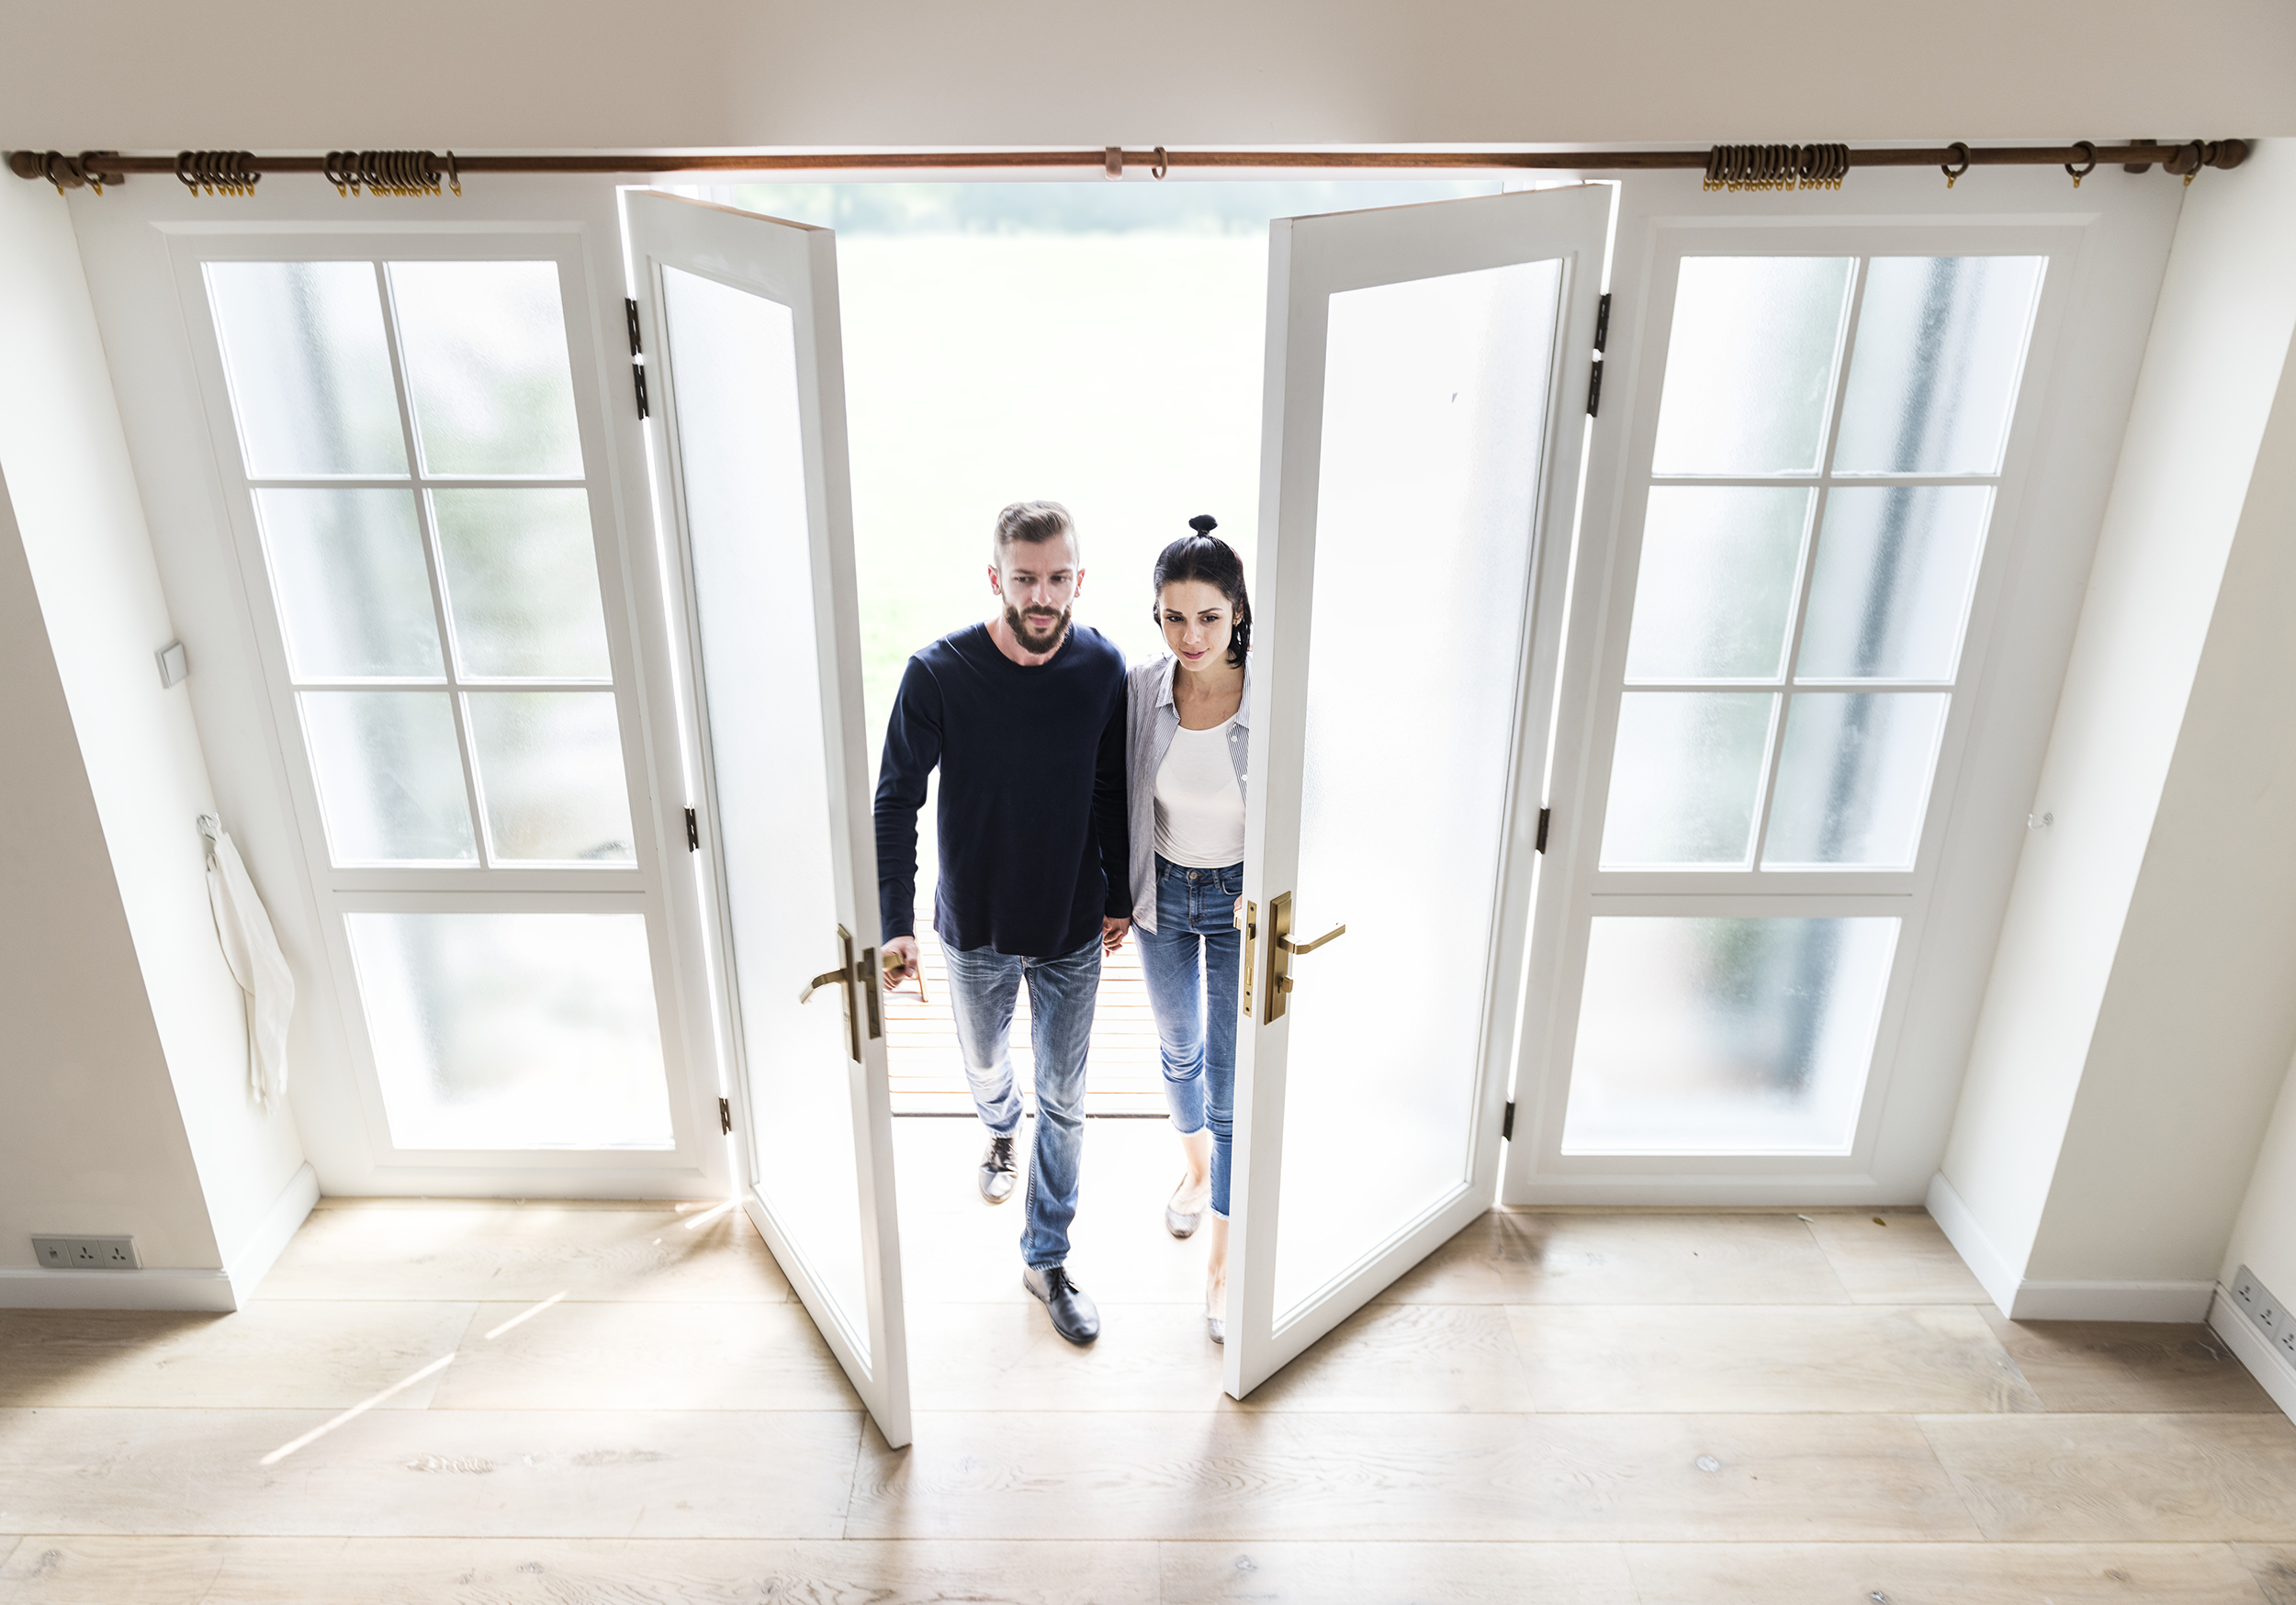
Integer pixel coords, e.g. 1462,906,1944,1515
993,500,1080,569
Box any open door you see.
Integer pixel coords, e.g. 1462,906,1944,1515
1225,185,1612,1398
625,191,910,1446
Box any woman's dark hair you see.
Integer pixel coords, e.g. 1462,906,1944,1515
1150,514,1251,667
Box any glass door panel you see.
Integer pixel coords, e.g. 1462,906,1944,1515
1274,258,1560,1319
626,190,910,1449
185,225,702,1184
1229,185,1611,1397
1548,246,2046,1168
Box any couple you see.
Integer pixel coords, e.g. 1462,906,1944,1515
874,500,1250,1349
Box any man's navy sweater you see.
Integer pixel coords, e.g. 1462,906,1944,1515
874,622,1132,958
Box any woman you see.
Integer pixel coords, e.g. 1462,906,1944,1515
1126,514,1251,1343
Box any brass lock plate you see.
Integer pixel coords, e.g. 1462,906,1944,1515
1266,891,1293,1023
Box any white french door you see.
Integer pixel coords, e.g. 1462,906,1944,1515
1224,185,1613,1398
1506,207,2101,1205
172,226,715,1183
625,190,910,1448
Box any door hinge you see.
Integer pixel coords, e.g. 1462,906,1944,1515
685,806,700,852
625,297,649,419
625,297,644,357
1503,1100,1516,1141
718,1096,732,1135
1536,806,1551,853
1593,291,1612,353
1586,358,1604,418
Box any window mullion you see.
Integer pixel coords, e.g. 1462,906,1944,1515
1746,258,1874,874
373,259,493,872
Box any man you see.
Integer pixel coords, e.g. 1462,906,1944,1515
874,500,1131,1345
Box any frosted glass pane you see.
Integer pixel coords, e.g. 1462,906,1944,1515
466,691,636,864
1833,256,2044,475
1797,488,1990,681
661,265,867,1352
1624,488,1810,681
1562,916,1898,1153
346,912,672,1150
390,261,583,477
256,489,441,680
1650,258,1853,476
1600,692,1773,868
206,262,407,477
433,489,613,679
299,691,475,863
1274,257,1560,1321
1762,692,1949,869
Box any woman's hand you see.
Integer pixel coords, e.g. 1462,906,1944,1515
1102,916,1131,955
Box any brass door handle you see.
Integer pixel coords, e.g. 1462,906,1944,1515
1263,892,1345,1024
797,926,866,1061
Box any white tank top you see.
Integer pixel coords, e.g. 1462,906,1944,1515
1154,716,1246,869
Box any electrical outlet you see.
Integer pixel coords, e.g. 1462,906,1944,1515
30,1234,141,1271
2229,1264,2294,1367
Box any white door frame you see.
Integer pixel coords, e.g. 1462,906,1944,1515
1226,185,1614,1397
1502,169,2188,1205
69,182,730,1197
623,189,910,1448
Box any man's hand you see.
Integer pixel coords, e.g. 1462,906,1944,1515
1101,916,1131,956
883,934,921,992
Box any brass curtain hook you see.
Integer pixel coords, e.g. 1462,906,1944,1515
1941,142,1971,189
2065,140,2097,189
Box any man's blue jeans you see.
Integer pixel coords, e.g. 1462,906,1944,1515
1136,856,1244,1218
942,935,1103,1271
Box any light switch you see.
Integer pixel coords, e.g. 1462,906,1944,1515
156,640,189,689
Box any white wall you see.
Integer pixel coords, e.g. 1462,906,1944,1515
1934,140,2296,1317
0,178,310,1302
0,0,2290,152
0,463,220,1281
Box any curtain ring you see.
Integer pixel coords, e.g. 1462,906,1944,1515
1152,146,1168,181
1941,142,1971,190
2065,140,2097,189
445,150,461,197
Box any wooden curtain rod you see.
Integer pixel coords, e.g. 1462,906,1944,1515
7,140,2252,194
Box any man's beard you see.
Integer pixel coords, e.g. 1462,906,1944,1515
1005,602,1072,654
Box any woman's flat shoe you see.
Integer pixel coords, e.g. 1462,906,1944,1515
1207,1312,1225,1344
1165,1177,1209,1239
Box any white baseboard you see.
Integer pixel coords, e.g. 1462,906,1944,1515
1925,1172,2213,1321
225,1162,318,1304
2209,1287,2296,1423
1925,1171,2021,1313
2009,1278,2216,1321
0,1162,316,1313
0,1265,235,1311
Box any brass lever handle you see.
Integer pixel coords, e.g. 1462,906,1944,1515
1279,923,1347,957
798,926,865,1061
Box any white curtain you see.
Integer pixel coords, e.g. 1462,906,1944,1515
203,819,295,1109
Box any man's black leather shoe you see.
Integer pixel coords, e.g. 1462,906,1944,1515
979,1133,1019,1206
1022,1264,1100,1344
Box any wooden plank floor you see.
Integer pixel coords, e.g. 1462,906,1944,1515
886,926,1172,1116
3,1118,2293,1602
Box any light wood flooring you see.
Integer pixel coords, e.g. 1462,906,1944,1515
887,928,1169,1115
3,1117,2293,1602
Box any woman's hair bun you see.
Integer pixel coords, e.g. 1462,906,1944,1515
1188,514,1218,534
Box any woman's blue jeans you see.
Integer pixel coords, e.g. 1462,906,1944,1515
1136,855,1243,1218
